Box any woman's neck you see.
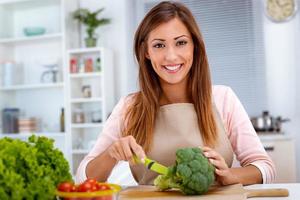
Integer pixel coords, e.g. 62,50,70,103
160,80,190,105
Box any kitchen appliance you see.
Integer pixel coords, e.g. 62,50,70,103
120,184,289,199
40,63,58,83
250,111,290,133
2,108,20,133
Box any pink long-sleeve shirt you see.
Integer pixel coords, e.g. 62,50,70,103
76,85,276,184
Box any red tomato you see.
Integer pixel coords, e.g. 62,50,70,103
57,182,75,192
91,183,100,191
85,178,98,185
77,181,94,192
93,196,112,200
98,184,111,191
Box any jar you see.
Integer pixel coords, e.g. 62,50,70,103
73,109,85,123
82,85,92,98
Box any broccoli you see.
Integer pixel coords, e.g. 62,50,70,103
154,147,215,195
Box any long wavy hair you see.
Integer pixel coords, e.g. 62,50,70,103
122,1,218,152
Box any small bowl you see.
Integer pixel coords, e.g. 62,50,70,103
23,27,46,36
56,183,121,200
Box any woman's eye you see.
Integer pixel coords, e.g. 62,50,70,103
177,40,187,46
153,43,165,48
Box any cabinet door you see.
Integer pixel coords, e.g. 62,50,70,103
263,139,297,183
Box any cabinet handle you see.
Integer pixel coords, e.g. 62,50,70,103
264,146,274,151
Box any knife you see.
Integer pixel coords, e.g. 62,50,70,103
133,155,168,175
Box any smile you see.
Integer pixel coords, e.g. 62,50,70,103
163,64,183,73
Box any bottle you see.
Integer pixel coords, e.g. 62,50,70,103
60,108,65,132
95,57,101,72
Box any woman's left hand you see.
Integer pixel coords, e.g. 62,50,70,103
202,146,239,185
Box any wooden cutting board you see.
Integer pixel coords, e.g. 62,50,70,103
119,184,289,200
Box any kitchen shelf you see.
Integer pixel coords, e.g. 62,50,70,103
68,47,103,54
70,72,102,78
0,82,64,91
0,33,62,44
72,149,90,154
71,123,103,129
70,97,102,103
0,132,65,138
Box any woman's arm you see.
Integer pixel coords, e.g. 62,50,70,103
76,96,145,183
86,147,118,181
203,146,262,185
213,85,276,184
86,136,146,181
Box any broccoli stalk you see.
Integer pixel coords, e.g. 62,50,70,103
154,147,215,195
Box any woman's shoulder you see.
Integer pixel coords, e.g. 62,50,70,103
115,92,139,110
212,85,239,112
212,85,234,100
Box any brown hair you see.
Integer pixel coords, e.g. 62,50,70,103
122,1,218,152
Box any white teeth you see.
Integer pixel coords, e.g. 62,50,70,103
165,64,181,71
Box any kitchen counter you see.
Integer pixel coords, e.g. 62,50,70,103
244,183,300,199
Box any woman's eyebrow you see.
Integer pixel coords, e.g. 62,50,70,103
150,35,189,42
174,35,188,40
151,38,165,42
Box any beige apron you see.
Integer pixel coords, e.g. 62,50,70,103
130,103,233,185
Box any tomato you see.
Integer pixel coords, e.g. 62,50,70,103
98,184,111,191
85,178,98,185
77,181,94,192
57,182,76,192
93,196,112,200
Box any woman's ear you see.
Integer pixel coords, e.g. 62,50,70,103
145,51,150,59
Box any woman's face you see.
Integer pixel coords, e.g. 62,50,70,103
146,17,194,86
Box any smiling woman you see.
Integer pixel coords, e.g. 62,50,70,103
146,18,194,90
76,1,275,187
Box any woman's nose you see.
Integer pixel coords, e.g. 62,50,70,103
164,46,178,61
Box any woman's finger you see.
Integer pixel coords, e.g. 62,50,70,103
129,137,146,162
120,138,134,161
109,145,122,161
202,146,212,151
203,150,220,160
209,158,227,170
215,168,228,176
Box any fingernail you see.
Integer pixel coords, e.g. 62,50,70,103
141,158,145,163
204,152,209,157
209,159,213,163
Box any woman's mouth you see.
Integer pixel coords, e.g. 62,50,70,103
163,64,183,73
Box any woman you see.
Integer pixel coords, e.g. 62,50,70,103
76,1,275,185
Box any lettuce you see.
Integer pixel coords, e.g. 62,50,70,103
0,135,72,200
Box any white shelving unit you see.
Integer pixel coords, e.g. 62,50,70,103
0,0,115,175
66,47,114,174
0,0,79,164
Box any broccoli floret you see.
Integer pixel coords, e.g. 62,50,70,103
154,147,215,195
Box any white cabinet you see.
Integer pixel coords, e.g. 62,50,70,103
0,0,116,176
66,47,114,174
259,134,297,183
0,0,78,164
0,0,66,140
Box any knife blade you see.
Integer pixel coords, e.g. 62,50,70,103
133,155,168,175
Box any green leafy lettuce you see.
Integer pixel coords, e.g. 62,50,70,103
0,135,72,200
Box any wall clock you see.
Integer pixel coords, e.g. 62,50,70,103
265,0,297,22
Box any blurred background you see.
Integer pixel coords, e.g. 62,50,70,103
0,0,299,183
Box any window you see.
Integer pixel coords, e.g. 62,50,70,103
140,0,267,116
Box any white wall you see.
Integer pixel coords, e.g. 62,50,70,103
263,10,300,181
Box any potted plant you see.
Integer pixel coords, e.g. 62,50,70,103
73,8,111,47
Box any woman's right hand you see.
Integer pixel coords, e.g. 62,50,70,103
107,135,146,164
